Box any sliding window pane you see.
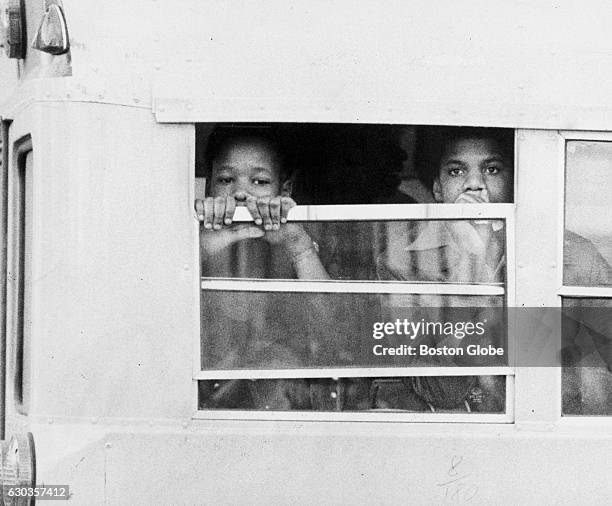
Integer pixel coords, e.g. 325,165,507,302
562,297,612,416
564,141,612,286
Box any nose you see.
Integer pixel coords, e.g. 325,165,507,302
233,191,249,202
463,170,485,191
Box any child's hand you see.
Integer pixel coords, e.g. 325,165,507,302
195,196,237,230
196,194,298,256
448,188,494,258
454,188,489,204
195,194,295,230
244,195,296,230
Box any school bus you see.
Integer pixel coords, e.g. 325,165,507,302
0,1,611,504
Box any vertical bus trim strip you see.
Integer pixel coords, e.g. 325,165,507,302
0,120,8,438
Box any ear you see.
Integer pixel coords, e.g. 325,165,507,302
432,178,443,203
281,179,293,197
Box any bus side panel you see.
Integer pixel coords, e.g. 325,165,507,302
151,0,612,130
30,423,612,506
6,102,196,423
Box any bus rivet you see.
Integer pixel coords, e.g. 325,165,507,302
183,265,189,271
133,98,140,104
92,417,98,424
105,442,112,449
47,418,53,424
550,263,556,268
518,263,524,268
154,64,161,70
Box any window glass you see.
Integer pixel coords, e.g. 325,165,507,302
202,219,507,282
564,141,612,285
201,218,507,371
200,217,508,414
198,376,506,413
201,290,506,370
562,297,612,416
563,140,612,417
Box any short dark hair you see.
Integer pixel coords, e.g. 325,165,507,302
415,126,514,189
201,124,293,180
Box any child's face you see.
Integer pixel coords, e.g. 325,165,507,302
433,138,513,204
209,137,287,199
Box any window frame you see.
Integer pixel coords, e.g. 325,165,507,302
558,131,612,421
511,130,612,428
192,126,612,426
196,200,516,423
559,131,612,299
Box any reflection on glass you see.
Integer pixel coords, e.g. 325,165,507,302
200,216,509,412
562,298,612,416
201,291,506,370
201,219,507,283
198,376,506,413
564,141,612,286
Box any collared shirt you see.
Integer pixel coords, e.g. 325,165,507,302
375,220,507,410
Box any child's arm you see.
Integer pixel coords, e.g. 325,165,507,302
196,196,330,279
260,222,329,280
237,196,330,279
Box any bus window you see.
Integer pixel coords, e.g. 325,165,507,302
197,123,514,417
13,141,33,414
562,140,612,416
564,141,612,281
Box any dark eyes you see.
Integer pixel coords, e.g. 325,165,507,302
447,166,503,177
215,177,271,185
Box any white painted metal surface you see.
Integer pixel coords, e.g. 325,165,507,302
150,1,612,129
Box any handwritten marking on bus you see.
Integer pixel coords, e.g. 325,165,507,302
437,455,479,503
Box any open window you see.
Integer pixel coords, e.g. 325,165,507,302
195,123,515,421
